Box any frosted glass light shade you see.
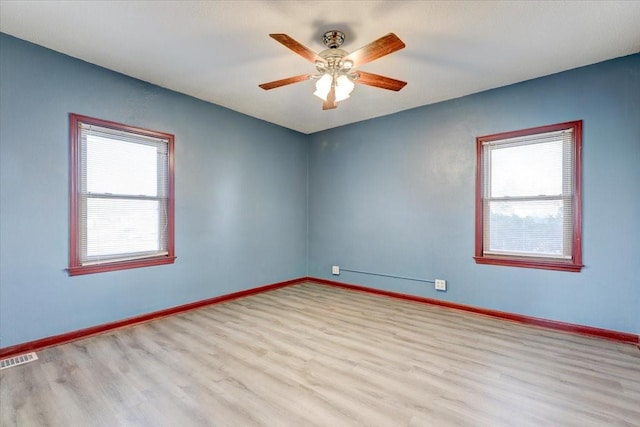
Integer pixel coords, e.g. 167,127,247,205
335,75,354,102
313,74,332,101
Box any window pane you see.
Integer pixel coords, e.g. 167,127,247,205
487,199,565,257
86,198,162,258
490,140,562,197
86,135,158,196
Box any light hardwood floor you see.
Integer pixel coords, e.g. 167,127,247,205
1,282,639,426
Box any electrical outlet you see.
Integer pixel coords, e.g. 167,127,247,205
332,265,340,275
435,279,447,291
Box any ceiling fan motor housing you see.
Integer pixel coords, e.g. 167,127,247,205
317,48,350,72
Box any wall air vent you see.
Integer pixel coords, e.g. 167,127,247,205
0,352,38,370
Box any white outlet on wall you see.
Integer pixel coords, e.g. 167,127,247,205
332,265,340,275
435,279,447,291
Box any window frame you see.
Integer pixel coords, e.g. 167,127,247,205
68,113,176,276
474,120,583,272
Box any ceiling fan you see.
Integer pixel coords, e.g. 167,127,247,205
259,30,407,110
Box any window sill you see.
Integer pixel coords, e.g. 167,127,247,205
68,256,176,276
474,256,583,272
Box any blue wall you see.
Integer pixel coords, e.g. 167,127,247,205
0,34,308,348
309,53,640,335
1,32,638,349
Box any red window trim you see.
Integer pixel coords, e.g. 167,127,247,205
474,120,583,272
68,113,176,276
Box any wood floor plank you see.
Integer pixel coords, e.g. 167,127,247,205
1,282,639,426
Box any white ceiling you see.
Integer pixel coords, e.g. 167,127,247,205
1,1,639,134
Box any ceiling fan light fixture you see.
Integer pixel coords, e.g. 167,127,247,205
314,74,355,103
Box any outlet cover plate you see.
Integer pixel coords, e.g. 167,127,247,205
435,279,447,291
332,266,340,275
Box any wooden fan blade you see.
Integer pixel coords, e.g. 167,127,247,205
322,86,337,110
269,34,324,64
355,71,407,91
259,73,313,90
343,33,405,68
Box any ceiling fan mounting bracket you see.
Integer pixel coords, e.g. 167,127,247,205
322,30,345,49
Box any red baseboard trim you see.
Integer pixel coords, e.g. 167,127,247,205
306,277,640,345
3,276,637,359
0,277,306,359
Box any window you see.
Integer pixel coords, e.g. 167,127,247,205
68,114,175,276
475,121,582,272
